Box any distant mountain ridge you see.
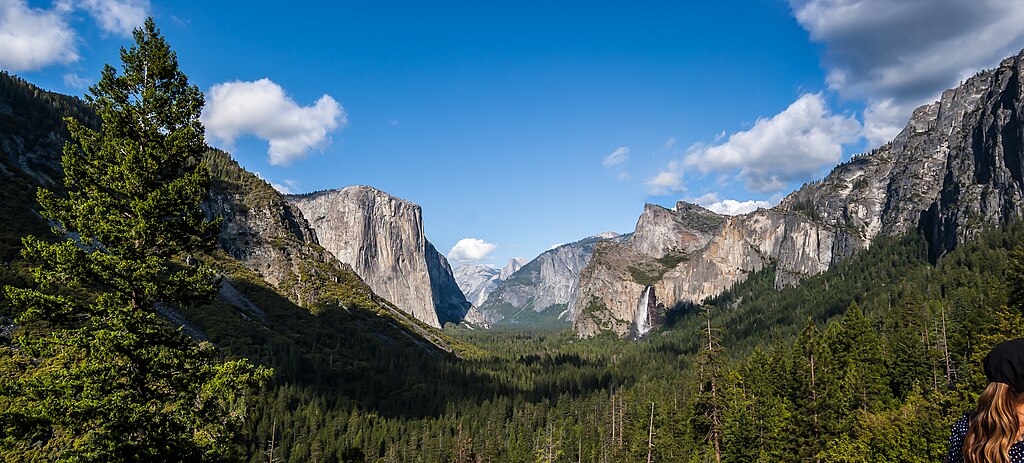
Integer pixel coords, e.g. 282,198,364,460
573,48,1024,338
454,258,527,308
474,232,622,328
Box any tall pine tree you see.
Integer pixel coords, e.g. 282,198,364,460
0,18,268,462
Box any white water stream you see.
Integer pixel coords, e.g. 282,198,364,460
633,286,653,337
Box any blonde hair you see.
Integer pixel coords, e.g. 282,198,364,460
965,382,1024,463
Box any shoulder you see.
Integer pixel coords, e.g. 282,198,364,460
952,412,971,436
946,409,970,440
946,412,972,463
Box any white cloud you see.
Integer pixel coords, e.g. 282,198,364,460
202,78,347,166
269,179,299,194
0,0,78,71
861,98,906,147
448,238,497,263
602,146,630,168
662,137,676,150
646,160,685,195
63,72,89,89
790,0,1024,146
78,0,149,36
692,192,772,216
547,243,564,250
683,93,861,193
270,182,292,194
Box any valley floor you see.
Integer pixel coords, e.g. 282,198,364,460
231,226,1023,463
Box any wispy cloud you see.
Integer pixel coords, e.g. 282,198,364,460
62,72,90,89
77,0,149,36
602,146,630,168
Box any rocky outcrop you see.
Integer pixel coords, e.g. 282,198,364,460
573,49,1024,338
288,186,470,328
921,54,1024,260
478,233,621,327
204,150,398,317
454,265,499,307
454,258,527,308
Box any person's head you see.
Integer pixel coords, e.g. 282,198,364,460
965,338,1024,463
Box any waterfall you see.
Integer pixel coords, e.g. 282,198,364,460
633,286,653,337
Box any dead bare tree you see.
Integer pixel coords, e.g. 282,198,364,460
646,402,655,463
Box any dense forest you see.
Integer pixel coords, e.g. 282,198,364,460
220,224,1021,462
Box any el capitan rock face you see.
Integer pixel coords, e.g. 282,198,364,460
288,186,471,328
573,49,1024,338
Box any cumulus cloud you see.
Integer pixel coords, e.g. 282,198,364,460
448,238,497,263
692,192,772,216
77,0,149,36
0,0,78,71
602,146,630,168
683,93,861,193
790,0,1024,146
646,160,685,195
202,78,347,166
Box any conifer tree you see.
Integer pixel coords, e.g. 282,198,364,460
0,18,268,462
789,318,831,461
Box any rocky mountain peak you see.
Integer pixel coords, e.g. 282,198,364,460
499,257,528,280
288,187,470,327
629,202,724,258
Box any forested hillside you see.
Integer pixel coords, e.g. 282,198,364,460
218,224,1022,462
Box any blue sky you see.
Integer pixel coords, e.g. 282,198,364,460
5,1,1024,267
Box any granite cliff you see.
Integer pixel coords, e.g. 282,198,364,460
573,49,1024,338
454,258,527,308
476,232,621,328
288,187,471,328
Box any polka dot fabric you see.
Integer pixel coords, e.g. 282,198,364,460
946,413,1024,462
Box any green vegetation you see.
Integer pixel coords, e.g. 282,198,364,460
0,72,96,265
195,224,1022,462
470,302,571,330
0,19,267,462
628,252,688,286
